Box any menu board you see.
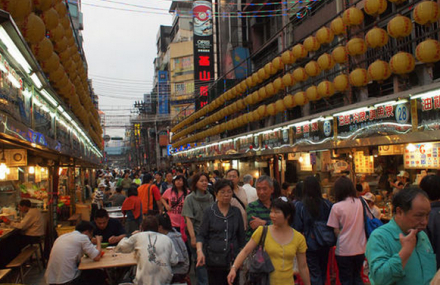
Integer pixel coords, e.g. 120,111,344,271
404,142,440,169
354,151,374,173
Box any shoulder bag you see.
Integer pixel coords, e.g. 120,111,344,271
247,226,274,285
360,197,383,238
303,201,336,248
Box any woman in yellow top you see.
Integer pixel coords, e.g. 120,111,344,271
227,196,311,285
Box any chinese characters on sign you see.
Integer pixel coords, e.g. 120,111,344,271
404,143,440,169
417,94,440,132
193,1,214,110
354,151,374,174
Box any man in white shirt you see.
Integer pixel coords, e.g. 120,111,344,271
242,174,258,203
6,199,45,246
116,215,178,285
45,221,103,285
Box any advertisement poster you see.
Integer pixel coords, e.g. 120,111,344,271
158,71,169,114
193,1,214,110
404,142,440,169
354,151,374,173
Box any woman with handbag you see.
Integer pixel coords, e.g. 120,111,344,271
294,176,334,285
196,179,245,285
181,173,213,285
160,175,189,236
327,176,366,285
227,197,311,285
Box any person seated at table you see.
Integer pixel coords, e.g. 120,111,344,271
109,187,127,207
45,221,103,285
92,209,126,245
156,213,189,284
5,199,45,248
116,215,179,285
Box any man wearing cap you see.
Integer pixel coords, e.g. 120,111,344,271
392,171,410,196
362,192,382,219
91,183,105,221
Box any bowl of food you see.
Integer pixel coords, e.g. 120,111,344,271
101,242,109,249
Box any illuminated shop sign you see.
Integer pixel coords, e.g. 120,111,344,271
335,101,411,139
0,53,23,90
412,90,440,132
404,142,440,169
193,1,214,110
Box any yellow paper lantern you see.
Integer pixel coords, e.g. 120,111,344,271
342,7,364,26
413,1,440,25
258,87,267,100
330,17,346,35
48,24,65,41
267,103,277,116
246,76,254,88
283,95,296,109
332,46,348,64
240,81,248,93
316,27,334,44
31,37,53,61
304,36,321,52
416,39,440,63
231,86,239,98
292,44,308,59
41,52,61,73
264,62,277,76
48,65,65,81
364,0,387,17
368,60,391,82
346,38,367,56
54,37,68,53
275,99,286,113
54,2,67,18
18,13,46,44
365,27,389,48
8,0,32,20
305,61,321,77
317,53,336,71
257,105,267,117
60,16,70,29
317,81,335,98
40,7,59,30
293,67,309,82
306,85,320,102
293,91,308,106
258,67,269,81
282,73,296,87
349,68,369,87
390,52,415,74
272,57,284,70
252,73,262,85
236,99,245,110
32,0,54,12
251,91,260,103
251,110,260,121
387,15,413,39
281,50,296,65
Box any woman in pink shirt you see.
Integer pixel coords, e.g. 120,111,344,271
327,176,366,285
160,175,189,240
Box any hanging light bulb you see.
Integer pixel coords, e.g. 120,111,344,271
0,163,7,180
29,166,35,174
406,143,416,152
59,168,63,175
299,156,304,163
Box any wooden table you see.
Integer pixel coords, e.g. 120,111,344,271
79,249,136,270
79,249,136,285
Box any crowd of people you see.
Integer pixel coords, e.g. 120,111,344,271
40,167,440,285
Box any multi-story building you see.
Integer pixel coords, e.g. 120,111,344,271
170,0,440,187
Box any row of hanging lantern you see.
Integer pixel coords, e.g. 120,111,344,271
171,0,440,149
0,0,103,149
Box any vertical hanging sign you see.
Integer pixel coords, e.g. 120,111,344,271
193,0,214,110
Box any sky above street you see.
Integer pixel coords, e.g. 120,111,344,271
81,0,173,138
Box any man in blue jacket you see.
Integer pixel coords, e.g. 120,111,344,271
366,187,436,285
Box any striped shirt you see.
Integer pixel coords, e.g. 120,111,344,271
92,189,104,206
245,199,271,241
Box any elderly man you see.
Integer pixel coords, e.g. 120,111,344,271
242,174,258,204
366,187,436,285
245,175,273,241
92,209,126,245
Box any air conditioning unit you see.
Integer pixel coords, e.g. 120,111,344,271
5,149,27,166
